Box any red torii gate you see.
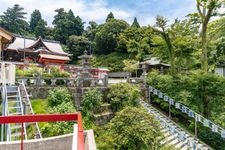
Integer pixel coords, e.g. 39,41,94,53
0,113,84,150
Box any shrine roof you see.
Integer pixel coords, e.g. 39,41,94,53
7,35,70,56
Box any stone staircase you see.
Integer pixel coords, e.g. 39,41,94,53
140,100,211,150
93,103,114,125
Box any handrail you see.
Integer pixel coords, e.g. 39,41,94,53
0,113,84,150
17,86,28,141
19,80,42,139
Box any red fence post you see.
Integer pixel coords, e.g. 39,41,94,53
77,112,84,150
21,123,24,150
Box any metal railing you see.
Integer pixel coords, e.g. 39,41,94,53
0,113,85,150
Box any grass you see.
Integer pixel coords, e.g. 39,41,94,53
31,99,48,114
30,99,49,137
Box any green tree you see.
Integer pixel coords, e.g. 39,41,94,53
106,12,114,22
84,21,98,41
107,83,140,111
117,26,153,60
123,59,139,76
151,17,198,75
151,16,175,76
107,107,163,150
0,4,28,34
53,9,84,44
67,35,91,63
34,19,47,38
30,10,42,31
95,19,129,54
131,17,140,28
30,9,47,38
196,0,225,72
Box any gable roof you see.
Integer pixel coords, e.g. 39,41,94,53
7,35,70,56
140,57,170,67
0,27,15,44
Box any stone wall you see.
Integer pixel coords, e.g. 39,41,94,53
26,86,108,109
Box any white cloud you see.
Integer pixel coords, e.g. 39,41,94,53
0,0,196,27
0,0,136,27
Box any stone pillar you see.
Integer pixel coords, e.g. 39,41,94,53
104,74,108,87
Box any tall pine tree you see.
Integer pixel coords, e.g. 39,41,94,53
106,12,115,22
0,4,28,34
131,17,140,28
30,9,47,38
53,9,84,44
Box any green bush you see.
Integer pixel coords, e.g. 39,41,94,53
81,88,103,117
101,107,163,150
50,66,70,77
47,87,72,107
41,101,76,137
91,52,129,71
107,83,140,112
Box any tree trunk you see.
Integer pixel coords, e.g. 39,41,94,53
201,22,208,73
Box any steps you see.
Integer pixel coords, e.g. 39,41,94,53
93,103,114,125
140,100,211,150
1,85,28,141
1,81,42,141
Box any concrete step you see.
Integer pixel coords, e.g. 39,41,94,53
93,112,114,125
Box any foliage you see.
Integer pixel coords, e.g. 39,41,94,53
40,87,76,137
47,87,72,107
53,8,84,44
16,65,44,77
105,12,115,22
0,4,28,34
91,52,129,72
41,101,76,137
16,66,70,78
107,83,140,111
31,99,48,114
196,0,225,72
104,107,163,150
147,70,225,118
131,17,140,28
67,35,91,63
30,9,47,38
117,26,152,60
123,59,139,75
151,16,198,75
81,88,103,117
49,66,70,77
95,19,129,54
147,70,225,149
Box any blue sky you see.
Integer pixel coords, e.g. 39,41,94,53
0,0,196,27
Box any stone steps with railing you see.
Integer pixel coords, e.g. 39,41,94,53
140,100,211,150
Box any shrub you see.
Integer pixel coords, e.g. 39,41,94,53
41,101,76,137
104,107,163,150
50,66,70,77
81,88,103,121
107,83,140,112
47,87,72,107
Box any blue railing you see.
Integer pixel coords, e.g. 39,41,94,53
149,86,225,139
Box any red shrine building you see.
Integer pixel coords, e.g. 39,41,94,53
1,28,70,66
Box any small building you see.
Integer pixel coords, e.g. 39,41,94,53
140,57,170,76
1,28,70,67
